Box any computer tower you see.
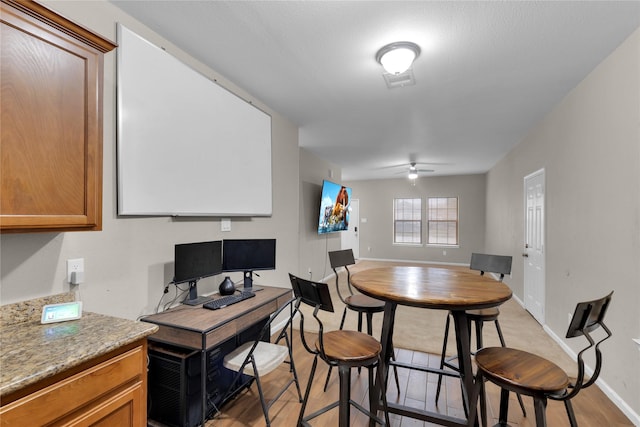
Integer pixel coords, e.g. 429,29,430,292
147,344,204,427
147,317,269,427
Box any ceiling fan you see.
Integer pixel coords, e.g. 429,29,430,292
373,159,443,179
384,162,435,179
406,162,433,179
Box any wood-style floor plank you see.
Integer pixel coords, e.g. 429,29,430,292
202,332,632,427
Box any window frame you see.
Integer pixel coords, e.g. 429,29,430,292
426,196,459,247
392,198,423,245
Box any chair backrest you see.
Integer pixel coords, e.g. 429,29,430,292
328,249,355,270
470,253,512,280
328,249,356,300
266,295,300,341
566,291,613,339
289,273,335,359
233,295,300,357
554,291,613,400
289,273,334,313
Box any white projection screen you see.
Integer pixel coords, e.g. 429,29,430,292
116,24,272,216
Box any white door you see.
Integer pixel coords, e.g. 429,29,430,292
524,169,545,324
341,199,360,259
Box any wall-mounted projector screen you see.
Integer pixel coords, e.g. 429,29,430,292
116,24,272,216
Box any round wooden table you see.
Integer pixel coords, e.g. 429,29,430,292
351,265,512,426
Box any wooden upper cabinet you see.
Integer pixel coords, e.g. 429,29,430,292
1,0,116,233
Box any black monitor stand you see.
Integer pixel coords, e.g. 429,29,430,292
182,280,213,306
242,271,262,292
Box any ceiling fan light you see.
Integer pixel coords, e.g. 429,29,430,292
376,42,421,75
408,167,419,180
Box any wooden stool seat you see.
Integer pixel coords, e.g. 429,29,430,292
318,330,382,365
475,347,569,395
344,294,385,312
465,307,500,321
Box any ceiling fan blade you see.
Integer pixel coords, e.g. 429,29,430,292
376,163,411,170
375,161,447,170
414,162,448,166
394,168,434,175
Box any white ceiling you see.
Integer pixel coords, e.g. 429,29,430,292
109,1,640,180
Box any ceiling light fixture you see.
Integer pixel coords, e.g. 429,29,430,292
408,165,419,180
376,41,421,75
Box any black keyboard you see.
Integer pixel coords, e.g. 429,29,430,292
203,291,256,310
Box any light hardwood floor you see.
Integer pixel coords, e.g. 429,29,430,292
207,333,632,427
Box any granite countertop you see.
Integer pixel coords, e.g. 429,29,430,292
0,294,158,397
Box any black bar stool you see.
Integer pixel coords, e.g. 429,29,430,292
471,292,613,427
289,273,390,427
323,249,400,393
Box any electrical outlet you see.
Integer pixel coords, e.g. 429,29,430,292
67,258,85,284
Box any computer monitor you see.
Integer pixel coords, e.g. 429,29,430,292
222,239,276,291
173,240,222,305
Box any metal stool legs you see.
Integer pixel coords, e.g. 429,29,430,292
300,354,390,427
435,313,526,420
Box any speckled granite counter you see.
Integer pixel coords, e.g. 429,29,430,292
0,293,158,397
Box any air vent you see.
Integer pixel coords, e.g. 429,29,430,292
382,69,416,89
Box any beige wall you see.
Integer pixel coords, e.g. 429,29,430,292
0,0,300,320
297,148,343,281
345,174,486,264
486,28,640,420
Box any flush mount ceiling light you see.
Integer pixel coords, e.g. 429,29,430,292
376,41,421,75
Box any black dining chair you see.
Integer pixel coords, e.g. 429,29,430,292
435,252,525,417
289,273,390,427
472,291,613,427
221,296,303,426
323,249,399,393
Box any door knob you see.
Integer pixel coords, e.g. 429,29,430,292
522,253,529,257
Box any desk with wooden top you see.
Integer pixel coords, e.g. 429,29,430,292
351,266,512,427
141,286,292,426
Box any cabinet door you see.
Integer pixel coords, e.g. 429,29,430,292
57,383,145,427
0,344,147,427
0,0,115,233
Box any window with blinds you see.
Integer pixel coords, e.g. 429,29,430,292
393,198,422,244
427,197,458,245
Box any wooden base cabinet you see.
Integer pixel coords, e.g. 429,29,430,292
0,0,116,233
0,341,148,427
